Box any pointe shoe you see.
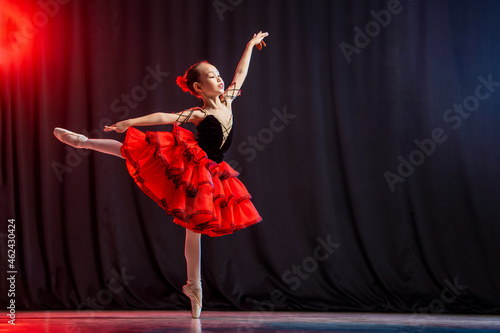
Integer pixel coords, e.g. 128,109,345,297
182,280,202,319
53,127,88,148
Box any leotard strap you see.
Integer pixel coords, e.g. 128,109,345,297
220,82,241,106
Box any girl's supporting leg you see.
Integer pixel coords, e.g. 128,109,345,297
183,228,202,318
54,127,124,159
185,228,201,281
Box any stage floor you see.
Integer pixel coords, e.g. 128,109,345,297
2,311,500,332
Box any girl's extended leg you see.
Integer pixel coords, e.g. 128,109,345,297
84,139,124,159
54,127,124,159
183,228,202,318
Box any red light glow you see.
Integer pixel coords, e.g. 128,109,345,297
0,0,36,65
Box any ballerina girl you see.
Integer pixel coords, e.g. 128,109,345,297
54,31,269,318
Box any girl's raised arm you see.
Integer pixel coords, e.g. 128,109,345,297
227,31,269,98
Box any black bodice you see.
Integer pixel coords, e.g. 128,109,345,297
196,115,234,163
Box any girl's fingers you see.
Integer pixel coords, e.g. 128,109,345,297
253,32,268,39
104,125,117,132
253,31,268,49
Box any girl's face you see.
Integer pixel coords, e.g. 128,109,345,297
195,63,224,97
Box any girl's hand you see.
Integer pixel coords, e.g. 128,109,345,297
104,120,129,133
249,31,269,48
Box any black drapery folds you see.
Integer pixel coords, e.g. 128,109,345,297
1,0,499,313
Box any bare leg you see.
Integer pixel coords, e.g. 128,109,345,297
185,229,201,281
54,127,124,159
183,228,202,318
84,139,124,159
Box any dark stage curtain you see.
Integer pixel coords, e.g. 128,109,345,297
1,0,500,314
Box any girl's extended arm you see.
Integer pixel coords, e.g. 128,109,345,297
104,109,205,133
230,31,269,91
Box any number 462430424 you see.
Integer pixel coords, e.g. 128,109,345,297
8,219,16,269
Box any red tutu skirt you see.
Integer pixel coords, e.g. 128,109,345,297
120,125,262,237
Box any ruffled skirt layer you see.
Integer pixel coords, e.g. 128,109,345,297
120,125,262,237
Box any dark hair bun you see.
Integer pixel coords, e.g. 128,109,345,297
178,61,207,97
